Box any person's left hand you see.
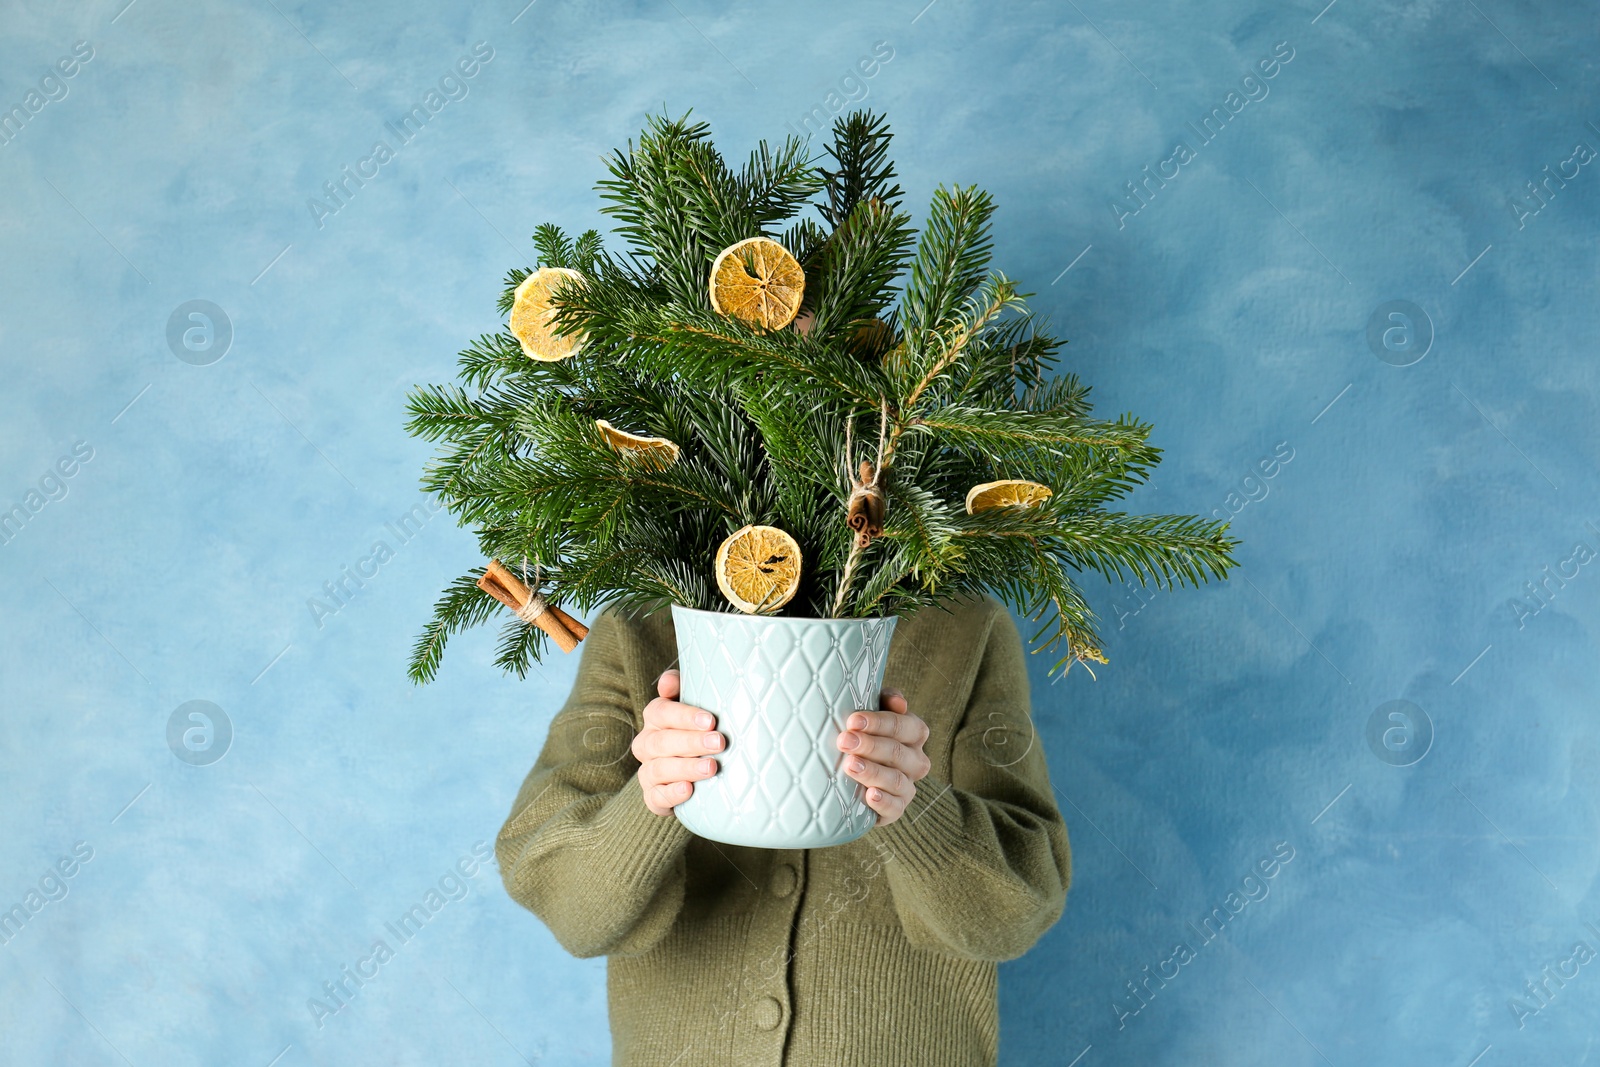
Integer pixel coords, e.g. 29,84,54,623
837,687,932,827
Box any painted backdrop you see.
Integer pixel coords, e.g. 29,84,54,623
1,0,1596,1064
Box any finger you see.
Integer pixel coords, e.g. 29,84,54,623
842,752,915,796
845,709,929,747
642,695,716,733
647,778,695,814
640,755,720,787
863,781,911,827
657,668,681,700
838,732,929,779
639,725,725,761
880,687,907,714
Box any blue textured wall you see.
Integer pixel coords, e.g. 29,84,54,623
2,1,1596,1064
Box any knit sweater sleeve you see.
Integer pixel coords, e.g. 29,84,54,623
875,603,1072,962
495,608,694,960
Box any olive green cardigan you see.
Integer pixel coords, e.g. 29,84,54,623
496,592,1071,1066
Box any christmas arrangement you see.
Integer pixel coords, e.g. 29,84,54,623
403,110,1239,686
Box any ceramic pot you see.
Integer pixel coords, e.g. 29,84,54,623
670,605,898,849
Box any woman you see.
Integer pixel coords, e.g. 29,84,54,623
496,591,1071,1065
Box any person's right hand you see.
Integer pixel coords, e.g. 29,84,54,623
633,668,724,816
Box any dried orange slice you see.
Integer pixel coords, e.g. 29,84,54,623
708,237,805,330
714,524,802,614
596,419,680,471
965,479,1053,514
510,267,585,361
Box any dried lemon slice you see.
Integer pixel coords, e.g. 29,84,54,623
708,237,805,330
714,524,802,614
596,419,680,471
965,479,1053,514
510,267,585,361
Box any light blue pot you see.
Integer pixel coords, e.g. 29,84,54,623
670,605,898,849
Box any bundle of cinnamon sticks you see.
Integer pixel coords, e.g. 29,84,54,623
477,559,589,653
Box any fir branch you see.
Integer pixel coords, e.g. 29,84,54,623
496,269,530,315
512,398,753,522
573,229,604,270
596,112,727,302
455,332,533,391
899,275,1024,411
847,481,964,616
644,312,891,407
945,315,1056,408
896,184,997,350
739,134,826,229
819,110,906,228
804,196,916,338
404,383,493,444
878,481,959,578
1012,366,1091,417
532,223,575,269
493,615,545,679
1010,542,1104,675
905,407,1157,467
781,217,830,276
852,539,925,617
406,569,501,684
955,508,1238,590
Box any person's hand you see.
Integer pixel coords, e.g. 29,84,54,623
837,687,931,827
633,668,724,817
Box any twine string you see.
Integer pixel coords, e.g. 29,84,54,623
513,555,549,623
843,400,890,490
843,413,854,486
872,398,886,485
514,592,550,624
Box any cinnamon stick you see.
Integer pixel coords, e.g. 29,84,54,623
477,559,582,653
548,605,589,641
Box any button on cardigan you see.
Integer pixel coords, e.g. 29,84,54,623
496,592,1072,1066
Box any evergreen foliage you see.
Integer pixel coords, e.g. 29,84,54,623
403,109,1239,684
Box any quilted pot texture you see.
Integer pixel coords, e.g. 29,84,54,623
670,605,898,849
